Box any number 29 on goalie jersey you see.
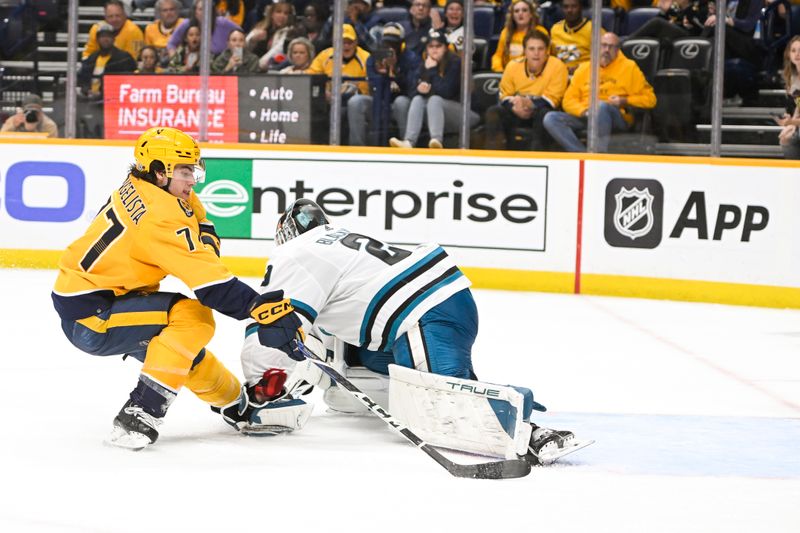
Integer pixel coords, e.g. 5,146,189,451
255,226,472,353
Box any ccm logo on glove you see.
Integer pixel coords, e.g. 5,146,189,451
252,299,294,323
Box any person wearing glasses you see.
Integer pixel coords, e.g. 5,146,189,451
543,32,656,152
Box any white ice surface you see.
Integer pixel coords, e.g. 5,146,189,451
2,269,799,532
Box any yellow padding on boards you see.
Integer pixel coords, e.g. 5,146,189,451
581,274,800,309
77,311,169,333
185,350,242,407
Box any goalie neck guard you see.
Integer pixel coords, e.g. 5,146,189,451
275,199,330,246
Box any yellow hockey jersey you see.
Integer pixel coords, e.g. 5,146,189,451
306,46,371,95
499,55,569,108
549,18,595,73
491,25,549,73
144,19,184,49
52,176,257,321
82,19,144,60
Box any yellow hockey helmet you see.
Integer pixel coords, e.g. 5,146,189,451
133,127,204,182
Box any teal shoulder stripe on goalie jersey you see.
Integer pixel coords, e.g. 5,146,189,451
245,322,258,338
359,248,448,347
379,267,464,351
290,298,318,323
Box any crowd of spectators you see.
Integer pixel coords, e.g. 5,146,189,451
9,0,794,156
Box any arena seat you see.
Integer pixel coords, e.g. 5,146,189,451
621,38,661,83
624,7,661,35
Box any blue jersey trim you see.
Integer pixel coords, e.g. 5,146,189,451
359,248,447,346
290,298,318,323
381,269,464,351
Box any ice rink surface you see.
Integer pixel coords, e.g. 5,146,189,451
1,269,798,532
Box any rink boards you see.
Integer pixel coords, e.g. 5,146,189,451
0,139,798,308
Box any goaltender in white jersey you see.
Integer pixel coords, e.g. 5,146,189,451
241,199,587,465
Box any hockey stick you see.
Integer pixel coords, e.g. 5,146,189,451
292,340,531,480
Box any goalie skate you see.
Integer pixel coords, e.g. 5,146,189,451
526,425,593,466
534,438,594,465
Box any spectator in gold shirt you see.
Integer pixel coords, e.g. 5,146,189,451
543,32,656,152
82,0,144,61
491,0,549,72
144,0,184,66
549,0,597,74
484,30,568,150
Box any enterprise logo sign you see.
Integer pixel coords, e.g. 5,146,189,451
604,178,663,249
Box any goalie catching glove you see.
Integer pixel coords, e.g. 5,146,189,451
213,371,312,435
249,290,305,360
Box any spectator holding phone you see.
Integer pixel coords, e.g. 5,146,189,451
776,35,800,159
389,28,477,149
349,22,420,146
1,94,58,137
212,28,260,73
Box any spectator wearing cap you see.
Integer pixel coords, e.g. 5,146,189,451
492,0,549,73
168,0,241,57
82,0,145,61
348,22,421,146
390,28,478,149
1,94,58,137
78,23,138,99
144,0,184,65
484,30,568,150
401,0,442,56
279,37,315,74
307,24,371,100
318,0,377,53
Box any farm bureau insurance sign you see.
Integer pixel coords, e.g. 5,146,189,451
103,75,239,141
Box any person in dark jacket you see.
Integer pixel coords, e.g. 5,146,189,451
389,28,477,149
78,22,137,99
347,22,420,146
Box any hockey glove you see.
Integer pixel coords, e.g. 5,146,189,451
253,368,289,403
249,290,305,360
199,219,221,257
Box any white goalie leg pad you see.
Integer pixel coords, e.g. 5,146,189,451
388,365,532,459
323,366,390,415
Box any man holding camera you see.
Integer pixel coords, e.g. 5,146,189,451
1,94,58,138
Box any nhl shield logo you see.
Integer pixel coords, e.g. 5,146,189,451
613,187,654,239
604,178,663,249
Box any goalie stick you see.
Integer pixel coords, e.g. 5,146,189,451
292,340,531,480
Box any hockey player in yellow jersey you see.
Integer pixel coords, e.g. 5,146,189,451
52,127,309,449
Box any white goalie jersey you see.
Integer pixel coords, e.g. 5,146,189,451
241,225,470,382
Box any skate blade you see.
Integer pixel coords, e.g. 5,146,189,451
538,439,594,465
104,426,152,451
241,425,295,436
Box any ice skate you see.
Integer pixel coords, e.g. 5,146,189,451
526,424,592,465
105,400,163,451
